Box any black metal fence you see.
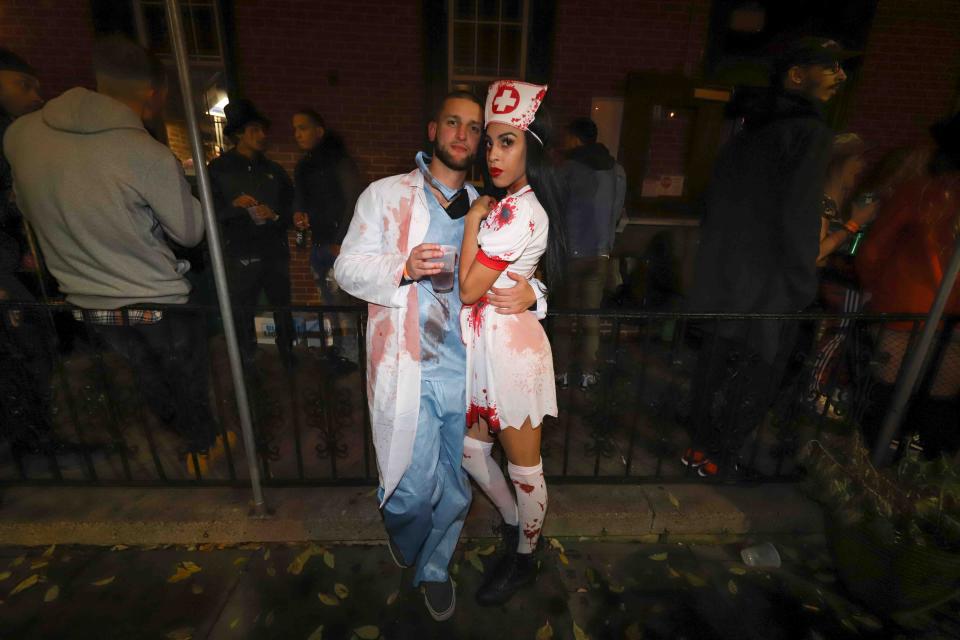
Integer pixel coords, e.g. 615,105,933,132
1,299,957,487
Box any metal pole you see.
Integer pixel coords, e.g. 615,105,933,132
871,231,960,466
164,0,267,514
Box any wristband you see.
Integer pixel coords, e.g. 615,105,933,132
843,220,860,234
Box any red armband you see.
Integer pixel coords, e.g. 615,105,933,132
476,248,509,271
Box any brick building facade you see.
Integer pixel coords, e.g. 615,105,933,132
3,0,959,304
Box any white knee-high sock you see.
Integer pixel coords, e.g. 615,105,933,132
508,459,547,554
462,436,518,526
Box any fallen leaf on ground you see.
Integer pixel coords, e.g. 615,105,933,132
229,618,239,629
549,538,564,553
335,583,349,599
110,545,129,552
666,490,681,511
451,563,460,575
191,583,204,595
197,544,214,552
266,565,276,577
684,572,707,588
323,551,335,569
41,545,56,559
366,487,378,497
318,592,339,606
609,584,625,593
466,549,484,573
802,604,821,613
853,614,882,630
386,590,399,606
30,561,48,570
354,626,379,639
667,566,681,579
168,561,202,583
0,572,10,582
10,556,25,568
535,619,553,639
91,576,116,587
625,622,642,640
728,579,738,595
648,552,668,561
559,553,570,566
287,544,325,575
728,566,747,575
573,621,591,640
165,628,193,640
263,549,271,561
306,624,323,640
576,587,588,593
477,545,496,556
44,585,59,602
234,557,248,567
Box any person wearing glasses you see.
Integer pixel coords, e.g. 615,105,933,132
684,37,858,478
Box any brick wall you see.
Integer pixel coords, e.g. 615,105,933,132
549,0,712,129
231,0,425,303
846,0,960,151
0,0,95,97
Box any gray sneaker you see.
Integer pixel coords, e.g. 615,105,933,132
421,577,456,621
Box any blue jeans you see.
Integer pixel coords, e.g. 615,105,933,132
379,378,471,586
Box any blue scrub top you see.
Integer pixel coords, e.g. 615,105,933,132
418,185,469,381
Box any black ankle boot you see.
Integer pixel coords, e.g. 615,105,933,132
494,522,519,552
475,549,537,606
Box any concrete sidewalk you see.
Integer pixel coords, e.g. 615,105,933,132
0,483,823,546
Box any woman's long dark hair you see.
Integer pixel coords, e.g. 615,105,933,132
522,107,567,289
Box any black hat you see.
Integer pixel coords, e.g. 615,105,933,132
0,48,37,78
773,37,860,75
223,98,270,138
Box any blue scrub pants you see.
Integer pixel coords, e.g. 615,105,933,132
379,379,471,586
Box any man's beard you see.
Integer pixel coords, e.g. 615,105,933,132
434,142,474,172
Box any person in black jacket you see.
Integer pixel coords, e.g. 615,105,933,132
683,37,857,478
208,99,295,368
291,108,362,364
554,117,625,390
0,48,60,459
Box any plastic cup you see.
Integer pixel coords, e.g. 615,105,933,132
430,245,457,293
740,542,781,568
247,206,267,226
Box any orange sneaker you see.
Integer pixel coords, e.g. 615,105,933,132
681,448,708,468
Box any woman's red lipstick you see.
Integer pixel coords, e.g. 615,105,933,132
489,168,503,177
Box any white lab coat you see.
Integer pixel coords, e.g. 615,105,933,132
334,168,454,505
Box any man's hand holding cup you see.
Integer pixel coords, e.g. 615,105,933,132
405,243,443,281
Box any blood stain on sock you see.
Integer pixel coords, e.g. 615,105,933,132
512,480,536,494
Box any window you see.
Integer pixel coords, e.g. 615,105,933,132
132,1,229,168
134,0,223,63
448,0,529,95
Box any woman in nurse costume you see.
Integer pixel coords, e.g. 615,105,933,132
458,80,566,605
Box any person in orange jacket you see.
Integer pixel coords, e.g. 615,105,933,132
856,111,960,458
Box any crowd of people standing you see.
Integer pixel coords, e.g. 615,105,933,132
1,30,959,623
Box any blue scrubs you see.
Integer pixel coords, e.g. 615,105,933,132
380,183,473,586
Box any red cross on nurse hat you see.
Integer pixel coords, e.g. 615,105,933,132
485,79,548,143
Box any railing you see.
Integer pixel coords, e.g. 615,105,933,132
1,299,956,487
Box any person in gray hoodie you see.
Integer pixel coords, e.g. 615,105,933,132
3,36,222,472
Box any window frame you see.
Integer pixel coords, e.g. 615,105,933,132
446,0,530,90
